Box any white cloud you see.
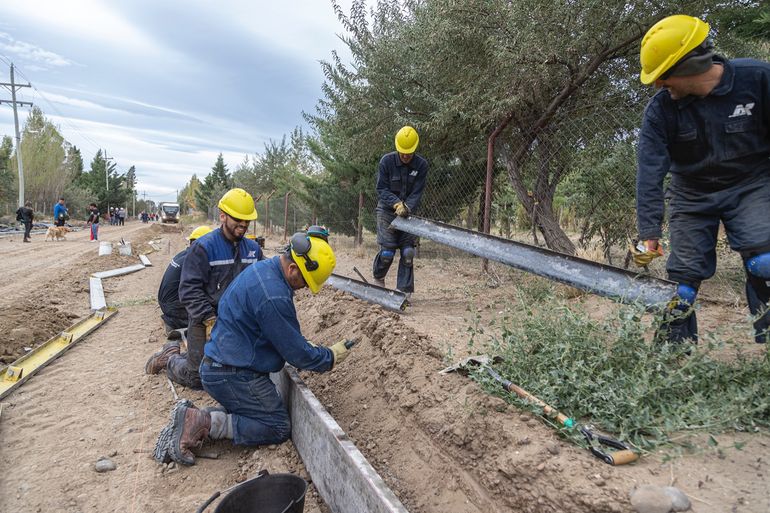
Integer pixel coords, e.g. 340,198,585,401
0,1,158,52
0,32,74,67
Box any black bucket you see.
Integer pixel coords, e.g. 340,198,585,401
197,470,307,513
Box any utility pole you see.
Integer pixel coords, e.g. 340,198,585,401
0,63,33,207
103,150,114,213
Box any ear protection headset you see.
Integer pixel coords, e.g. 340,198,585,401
290,232,319,271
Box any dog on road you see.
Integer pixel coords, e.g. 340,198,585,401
45,226,71,241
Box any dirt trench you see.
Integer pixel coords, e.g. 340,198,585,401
0,222,767,513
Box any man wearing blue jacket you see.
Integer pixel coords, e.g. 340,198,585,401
145,188,263,389
156,231,351,465
53,198,68,227
633,15,770,346
372,125,429,295
145,226,212,370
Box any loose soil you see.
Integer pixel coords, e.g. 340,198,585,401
0,222,767,513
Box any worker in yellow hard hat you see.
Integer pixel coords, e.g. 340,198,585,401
156,231,354,465
146,188,265,388
145,225,213,354
372,126,429,299
634,14,770,347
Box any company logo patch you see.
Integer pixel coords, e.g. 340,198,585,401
247,250,256,258
728,103,755,118
409,170,419,177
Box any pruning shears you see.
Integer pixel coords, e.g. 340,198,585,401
580,426,639,466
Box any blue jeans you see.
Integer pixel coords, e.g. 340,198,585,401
200,359,291,446
90,223,99,240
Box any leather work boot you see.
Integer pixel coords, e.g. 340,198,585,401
168,400,211,465
144,341,180,374
154,399,192,463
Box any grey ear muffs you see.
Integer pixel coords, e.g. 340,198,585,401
290,232,319,271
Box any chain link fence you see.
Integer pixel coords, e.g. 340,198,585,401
255,97,646,266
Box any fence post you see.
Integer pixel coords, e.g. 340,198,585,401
356,191,364,246
264,190,275,236
283,191,291,242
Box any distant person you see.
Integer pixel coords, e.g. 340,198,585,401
145,188,264,390
145,225,213,373
87,203,100,242
16,201,34,243
53,197,69,227
155,232,351,466
118,207,126,226
372,125,429,297
141,211,148,223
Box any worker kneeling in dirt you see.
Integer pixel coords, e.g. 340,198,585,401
148,226,212,352
145,188,263,389
155,232,352,466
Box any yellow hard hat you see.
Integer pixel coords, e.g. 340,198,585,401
640,15,710,85
218,188,258,220
395,126,419,154
289,232,336,294
188,225,212,240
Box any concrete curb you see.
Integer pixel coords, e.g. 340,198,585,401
273,367,409,513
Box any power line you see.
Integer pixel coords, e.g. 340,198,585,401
0,63,33,207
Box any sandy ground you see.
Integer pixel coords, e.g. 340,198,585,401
0,221,767,513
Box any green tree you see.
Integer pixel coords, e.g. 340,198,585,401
0,135,15,211
315,0,743,253
196,153,232,218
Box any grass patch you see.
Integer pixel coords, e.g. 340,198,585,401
469,287,770,452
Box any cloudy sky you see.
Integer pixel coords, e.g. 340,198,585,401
0,0,359,203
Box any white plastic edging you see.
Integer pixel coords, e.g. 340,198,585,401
272,367,409,513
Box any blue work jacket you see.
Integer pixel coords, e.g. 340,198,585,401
636,56,770,239
376,151,429,212
204,256,334,374
179,228,263,324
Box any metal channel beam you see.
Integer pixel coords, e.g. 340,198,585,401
327,274,407,312
391,216,677,310
273,367,410,513
0,308,117,400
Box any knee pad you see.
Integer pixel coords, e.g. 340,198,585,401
401,246,416,267
669,284,698,313
746,252,770,280
380,249,395,265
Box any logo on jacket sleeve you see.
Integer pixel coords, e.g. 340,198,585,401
248,250,256,258
728,103,755,118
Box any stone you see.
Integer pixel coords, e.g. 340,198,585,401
546,442,561,455
630,485,673,513
94,457,116,473
663,487,691,512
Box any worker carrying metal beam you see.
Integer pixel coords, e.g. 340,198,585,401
372,125,429,297
154,231,354,466
633,14,770,346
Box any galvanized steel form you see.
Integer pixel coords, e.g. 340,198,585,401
391,216,677,310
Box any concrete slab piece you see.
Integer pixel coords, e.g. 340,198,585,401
92,263,146,279
89,277,106,310
273,367,409,513
139,254,152,266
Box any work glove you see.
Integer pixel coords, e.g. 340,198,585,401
631,239,663,267
329,339,352,367
203,316,217,340
393,201,410,218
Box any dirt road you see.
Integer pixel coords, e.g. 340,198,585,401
0,222,767,512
